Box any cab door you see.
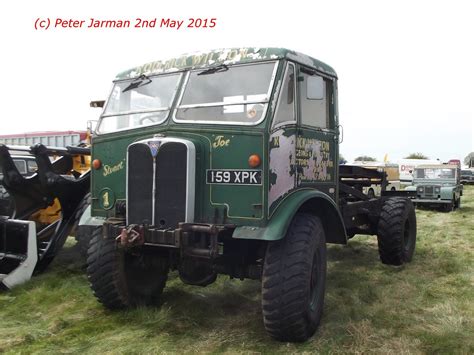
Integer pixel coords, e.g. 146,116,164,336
268,62,298,216
295,65,338,201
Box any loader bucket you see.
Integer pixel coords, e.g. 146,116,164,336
0,218,38,290
0,143,91,287
0,144,73,219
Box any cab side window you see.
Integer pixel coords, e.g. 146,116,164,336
273,63,296,127
300,69,333,129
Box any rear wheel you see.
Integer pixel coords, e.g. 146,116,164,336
261,213,326,342
86,227,169,309
377,198,417,265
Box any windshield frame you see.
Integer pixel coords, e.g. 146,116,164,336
413,167,457,180
172,60,279,126
96,71,184,135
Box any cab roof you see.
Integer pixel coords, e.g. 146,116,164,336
115,47,337,80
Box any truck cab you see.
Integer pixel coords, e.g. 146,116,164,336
91,48,343,235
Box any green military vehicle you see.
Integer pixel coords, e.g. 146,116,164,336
84,48,417,342
406,164,463,211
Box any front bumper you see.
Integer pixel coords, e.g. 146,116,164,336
411,198,450,204
104,221,236,258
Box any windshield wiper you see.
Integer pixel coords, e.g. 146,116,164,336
197,64,229,76
122,74,152,93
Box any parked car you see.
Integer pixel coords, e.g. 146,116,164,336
406,164,463,211
460,169,474,185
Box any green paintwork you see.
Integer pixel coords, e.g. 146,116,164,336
115,47,337,80
232,188,344,241
91,49,347,242
92,127,266,225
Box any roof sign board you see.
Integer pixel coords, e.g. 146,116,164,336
116,47,337,80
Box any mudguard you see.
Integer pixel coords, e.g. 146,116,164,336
233,189,347,244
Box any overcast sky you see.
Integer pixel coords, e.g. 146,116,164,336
1,0,472,163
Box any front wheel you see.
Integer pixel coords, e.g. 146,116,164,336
261,213,327,342
443,201,454,212
86,227,169,309
454,196,461,209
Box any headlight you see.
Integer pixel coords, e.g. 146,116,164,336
417,187,423,192
434,187,440,193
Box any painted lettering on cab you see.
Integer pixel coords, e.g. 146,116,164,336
103,160,125,177
212,135,230,148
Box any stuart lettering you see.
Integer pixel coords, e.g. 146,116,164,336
103,161,125,177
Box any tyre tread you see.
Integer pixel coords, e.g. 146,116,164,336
261,213,326,342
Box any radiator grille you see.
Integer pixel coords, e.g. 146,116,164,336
127,143,154,225
127,139,189,227
154,142,187,228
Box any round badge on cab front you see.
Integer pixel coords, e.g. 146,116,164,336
99,187,115,210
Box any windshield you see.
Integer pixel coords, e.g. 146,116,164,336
414,168,456,179
97,73,181,134
175,62,277,124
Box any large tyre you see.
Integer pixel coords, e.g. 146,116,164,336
86,227,169,309
261,213,327,342
377,198,417,265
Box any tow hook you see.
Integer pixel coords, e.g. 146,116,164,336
116,224,144,248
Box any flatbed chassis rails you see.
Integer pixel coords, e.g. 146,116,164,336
338,165,415,237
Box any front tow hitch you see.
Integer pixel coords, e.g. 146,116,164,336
116,224,145,248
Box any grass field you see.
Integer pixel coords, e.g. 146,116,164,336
1,187,473,354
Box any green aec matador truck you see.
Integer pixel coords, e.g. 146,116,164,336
85,48,417,342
